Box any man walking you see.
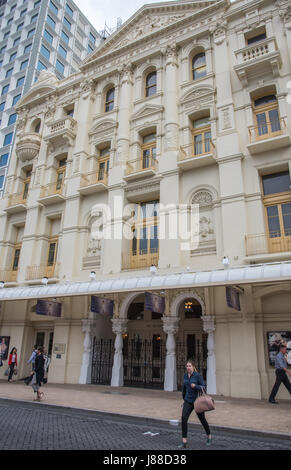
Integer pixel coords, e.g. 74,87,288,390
24,345,37,385
269,343,291,404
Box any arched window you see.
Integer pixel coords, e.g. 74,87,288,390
34,121,41,133
253,94,281,140
192,53,206,80
145,71,157,97
105,88,115,112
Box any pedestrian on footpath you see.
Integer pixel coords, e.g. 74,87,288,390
31,346,45,401
8,347,18,382
269,343,291,404
24,345,38,385
178,359,212,448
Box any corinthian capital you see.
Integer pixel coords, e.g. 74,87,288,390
162,316,179,335
118,62,135,84
201,315,215,334
111,318,128,335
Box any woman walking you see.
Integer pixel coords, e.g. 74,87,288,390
8,347,18,382
178,359,212,448
31,346,45,401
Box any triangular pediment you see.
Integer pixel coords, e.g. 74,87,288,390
82,1,220,66
131,104,164,121
16,71,58,108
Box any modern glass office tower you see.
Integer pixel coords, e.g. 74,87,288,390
0,0,101,197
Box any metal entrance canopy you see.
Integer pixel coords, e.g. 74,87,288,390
1,261,291,301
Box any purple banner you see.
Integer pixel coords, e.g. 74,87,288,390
36,300,62,317
91,296,114,316
145,292,165,314
226,287,241,311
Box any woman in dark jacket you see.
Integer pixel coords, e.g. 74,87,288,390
178,359,212,448
31,346,45,401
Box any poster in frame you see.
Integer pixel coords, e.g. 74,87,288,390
0,336,10,360
267,331,291,366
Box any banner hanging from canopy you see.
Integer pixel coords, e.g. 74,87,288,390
91,296,114,316
145,291,165,314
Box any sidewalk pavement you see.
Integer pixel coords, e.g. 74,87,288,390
0,379,290,437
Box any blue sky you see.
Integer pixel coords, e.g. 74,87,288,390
73,0,235,34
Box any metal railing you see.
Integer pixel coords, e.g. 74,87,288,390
80,171,108,188
40,182,65,198
179,138,214,161
122,249,159,270
7,192,27,207
125,155,157,176
0,268,18,282
248,117,285,143
245,232,291,256
25,263,60,280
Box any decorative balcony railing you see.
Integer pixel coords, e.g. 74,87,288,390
179,138,215,160
40,182,65,199
125,155,157,177
245,232,291,256
25,263,60,281
7,192,27,207
0,268,18,282
122,249,159,270
48,116,77,136
248,117,286,143
80,171,108,188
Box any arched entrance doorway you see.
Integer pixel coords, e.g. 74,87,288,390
123,293,166,389
175,297,207,390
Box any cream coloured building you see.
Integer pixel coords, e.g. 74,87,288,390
0,0,291,400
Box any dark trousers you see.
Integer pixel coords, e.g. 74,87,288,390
8,363,16,381
181,400,210,438
269,369,291,401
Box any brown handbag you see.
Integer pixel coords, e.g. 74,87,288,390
194,387,215,413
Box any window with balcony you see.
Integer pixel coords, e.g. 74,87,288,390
252,94,281,141
12,244,21,272
145,71,157,97
141,133,156,169
98,147,110,181
192,52,206,80
56,157,67,191
262,171,291,253
105,87,114,112
192,117,212,156
246,30,266,46
47,237,58,269
129,200,159,269
22,169,31,201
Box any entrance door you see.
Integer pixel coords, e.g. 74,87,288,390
35,329,54,373
123,334,165,389
176,333,208,390
91,337,114,385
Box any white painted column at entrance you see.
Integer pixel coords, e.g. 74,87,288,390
111,318,128,387
162,316,179,392
79,318,95,384
201,315,216,394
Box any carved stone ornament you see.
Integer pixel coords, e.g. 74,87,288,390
80,78,95,98
111,318,128,335
16,106,29,133
210,20,227,45
192,190,213,207
162,316,180,335
201,315,215,334
16,133,41,162
44,96,57,121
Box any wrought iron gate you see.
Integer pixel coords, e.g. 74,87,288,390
123,337,165,389
91,338,114,385
176,336,208,390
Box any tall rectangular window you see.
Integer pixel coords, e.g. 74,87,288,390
6,68,13,78
89,32,95,44
46,15,56,30
24,43,32,54
20,59,28,70
31,13,38,23
27,28,35,38
63,17,71,31
37,60,47,71
65,3,73,17
1,84,9,95
12,94,21,105
9,52,17,62
40,44,50,60
17,22,24,31
58,44,67,59
8,113,17,125
0,102,5,112
56,59,64,74
17,76,25,87
0,175,4,189
61,30,69,44
4,132,13,146
49,1,58,16
14,37,21,46
0,153,9,167
44,29,53,44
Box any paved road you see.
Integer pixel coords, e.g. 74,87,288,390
0,399,290,451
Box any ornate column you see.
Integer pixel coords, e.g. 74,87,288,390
162,316,179,392
116,63,134,166
110,318,128,387
79,318,95,384
201,315,216,394
162,44,179,153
